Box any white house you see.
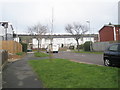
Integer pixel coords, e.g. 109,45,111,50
0,22,14,41
32,34,95,49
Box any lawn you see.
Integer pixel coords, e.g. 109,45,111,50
29,58,119,88
16,52,25,56
74,50,103,54
34,52,49,57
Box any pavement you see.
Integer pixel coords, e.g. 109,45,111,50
2,53,48,88
53,51,104,66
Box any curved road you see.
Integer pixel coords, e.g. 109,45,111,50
53,51,104,66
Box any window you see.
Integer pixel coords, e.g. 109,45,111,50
109,45,118,52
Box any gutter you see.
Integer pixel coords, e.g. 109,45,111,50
110,25,116,41
113,26,116,41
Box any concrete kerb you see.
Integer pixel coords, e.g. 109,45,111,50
69,59,103,66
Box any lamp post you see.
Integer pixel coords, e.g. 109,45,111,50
86,21,92,51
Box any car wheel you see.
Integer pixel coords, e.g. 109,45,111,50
104,58,112,66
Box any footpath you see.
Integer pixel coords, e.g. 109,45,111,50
2,53,47,88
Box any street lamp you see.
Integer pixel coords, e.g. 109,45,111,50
86,21,92,51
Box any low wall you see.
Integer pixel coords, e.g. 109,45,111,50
92,42,110,51
0,50,8,69
0,50,8,89
92,41,120,51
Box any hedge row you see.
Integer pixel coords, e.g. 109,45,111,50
69,41,92,51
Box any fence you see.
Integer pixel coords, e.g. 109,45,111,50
92,41,120,51
0,40,22,54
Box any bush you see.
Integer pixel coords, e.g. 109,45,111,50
69,46,74,50
84,41,92,51
21,43,28,52
76,44,84,50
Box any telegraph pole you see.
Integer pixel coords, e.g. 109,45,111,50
49,7,54,60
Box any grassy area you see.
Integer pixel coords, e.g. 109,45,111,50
34,52,49,57
59,48,68,51
74,50,103,54
29,59,119,88
32,49,46,52
16,52,25,56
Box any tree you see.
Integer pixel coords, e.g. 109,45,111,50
65,22,88,51
28,23,48,52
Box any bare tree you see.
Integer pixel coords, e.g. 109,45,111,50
28,23,48,52
65,22,88,51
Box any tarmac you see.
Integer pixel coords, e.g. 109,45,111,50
2,53,48,88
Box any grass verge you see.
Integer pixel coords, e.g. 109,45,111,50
29,58,119,88
34,52,49,57
16,52,25,56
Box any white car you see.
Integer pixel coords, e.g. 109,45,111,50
46,44,59,53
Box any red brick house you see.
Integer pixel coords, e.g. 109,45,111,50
99,24,120,42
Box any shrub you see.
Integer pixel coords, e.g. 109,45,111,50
21,43,28,52
84,41,92,51
76,44,84,50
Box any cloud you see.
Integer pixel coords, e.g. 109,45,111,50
0,0,119,34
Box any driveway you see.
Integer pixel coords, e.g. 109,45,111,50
53,51,104,66
2,53,48,88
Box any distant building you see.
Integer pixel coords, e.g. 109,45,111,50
99,24,120,42
0,21,14,40
18,34,98,49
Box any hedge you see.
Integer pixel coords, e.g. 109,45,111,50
84,41,92,51
20,43,28,52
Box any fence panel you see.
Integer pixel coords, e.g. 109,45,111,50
92,41,120,51
92,42,110,52
0,40,22,54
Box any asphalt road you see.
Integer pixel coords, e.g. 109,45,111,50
53,51,104,66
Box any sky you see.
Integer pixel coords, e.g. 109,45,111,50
0,0,119,34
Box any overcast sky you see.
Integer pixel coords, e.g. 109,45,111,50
0,0,119,34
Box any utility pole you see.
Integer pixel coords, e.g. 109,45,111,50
49,7,54,60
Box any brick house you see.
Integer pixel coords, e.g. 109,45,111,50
99,24,120,42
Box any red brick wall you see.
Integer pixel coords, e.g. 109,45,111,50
99,26,114,42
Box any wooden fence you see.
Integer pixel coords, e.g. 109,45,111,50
0,40,22,54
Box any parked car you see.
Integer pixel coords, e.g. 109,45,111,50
103,43,120,66
46,44,59,53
